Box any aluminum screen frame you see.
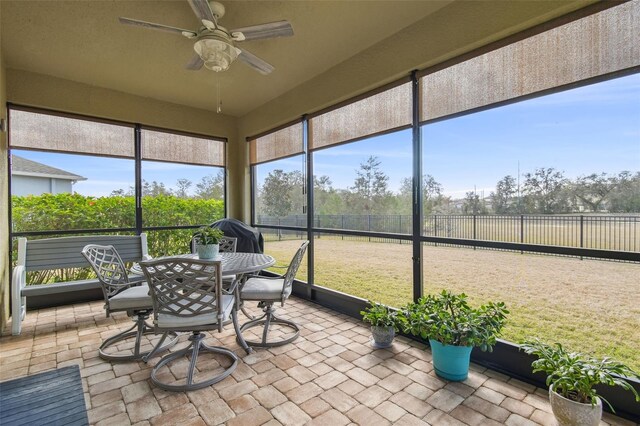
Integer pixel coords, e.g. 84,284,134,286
141,128,226,167
249,121,304,165
420,1,640,122
9,108,135,159
309,82,412,151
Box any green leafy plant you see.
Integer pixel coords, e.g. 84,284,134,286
360,301,398,329
521,339,640,410
396,290,508,351
193,226,224,245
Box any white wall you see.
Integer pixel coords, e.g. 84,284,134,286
11,176,74,196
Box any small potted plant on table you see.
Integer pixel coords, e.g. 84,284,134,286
361,301,398,348
521,339,640,426
397,290,508,381
192,226,225,260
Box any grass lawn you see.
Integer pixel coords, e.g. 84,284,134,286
264,237,640,371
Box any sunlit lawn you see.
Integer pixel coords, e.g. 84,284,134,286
264,237,640,371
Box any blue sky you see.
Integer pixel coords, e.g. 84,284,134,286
268,73,640,197
10,151,222,197
12,73,640,199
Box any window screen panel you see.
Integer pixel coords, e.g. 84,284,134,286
309,82,412,150
9,109,134,158
141,128,225,167
420,2,640,121
249,122,304,165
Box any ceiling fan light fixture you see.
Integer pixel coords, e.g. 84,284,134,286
194,36,238,72
119,0,292,75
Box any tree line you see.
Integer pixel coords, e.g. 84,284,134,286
110,170,224,199
257,156,640,217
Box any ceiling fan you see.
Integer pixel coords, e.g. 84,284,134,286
119,0,293,75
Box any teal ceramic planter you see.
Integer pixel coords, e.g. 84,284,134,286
197,243,219,260
429,339,473,381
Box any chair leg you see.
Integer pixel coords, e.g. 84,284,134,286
240,303,257,320
232,309,253,355
150,332,238,392
235,277,256,320
262,311,272,344
238,303,300,348
99,312,178,362
142,331,178,363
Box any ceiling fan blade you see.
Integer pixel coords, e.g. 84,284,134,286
188,0,216,27
186,54,204,70
119,17,197,38
231,21,293,41
237,49,274,75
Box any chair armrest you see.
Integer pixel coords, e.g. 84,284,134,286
222,278,239,295
12,265,26,291
11,265,26,335
244,273,285,281
128,274,148,286
269,266,288,273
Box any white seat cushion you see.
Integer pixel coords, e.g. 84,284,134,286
223,274,236,282
240,277,288,301
109,285,152,310
157,294,235,328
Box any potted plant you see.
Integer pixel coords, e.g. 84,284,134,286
397,290,508,381
521,339,640,426
192,226,225,260
360,301,398,348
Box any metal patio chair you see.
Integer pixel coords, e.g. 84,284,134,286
238,240,309,347
81,244,177,362
139,257,247,391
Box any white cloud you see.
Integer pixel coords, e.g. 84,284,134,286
315,148,411,159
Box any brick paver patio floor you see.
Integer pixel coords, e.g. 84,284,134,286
1,297,636,426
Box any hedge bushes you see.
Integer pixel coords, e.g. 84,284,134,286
11,193,224,283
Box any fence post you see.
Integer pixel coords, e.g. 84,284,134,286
342,215,344,240
473,215,477,250
580,215,584,260
520,215,524,254
434,215,438,247
399,215,402,244
368,214,371,242
278,217,282,241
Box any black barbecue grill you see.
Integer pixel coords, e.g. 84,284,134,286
209,218,264,253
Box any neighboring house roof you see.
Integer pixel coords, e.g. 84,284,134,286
11,155,87,181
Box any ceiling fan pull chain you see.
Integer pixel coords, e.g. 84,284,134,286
217,80,222,114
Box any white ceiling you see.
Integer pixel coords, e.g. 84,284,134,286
1,1,452,117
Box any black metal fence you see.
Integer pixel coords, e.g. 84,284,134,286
257,214,640,253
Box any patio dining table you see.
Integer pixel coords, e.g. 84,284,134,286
131,252,275,277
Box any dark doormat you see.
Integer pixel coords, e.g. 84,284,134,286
0,365,89,426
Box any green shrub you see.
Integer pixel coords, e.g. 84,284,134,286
11,193,224,283
12,193,136,231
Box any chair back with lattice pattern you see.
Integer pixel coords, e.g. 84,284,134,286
191,236,237,254
138,257,224,330
219,237,237,253
82,244,131,300
282,241,309,299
